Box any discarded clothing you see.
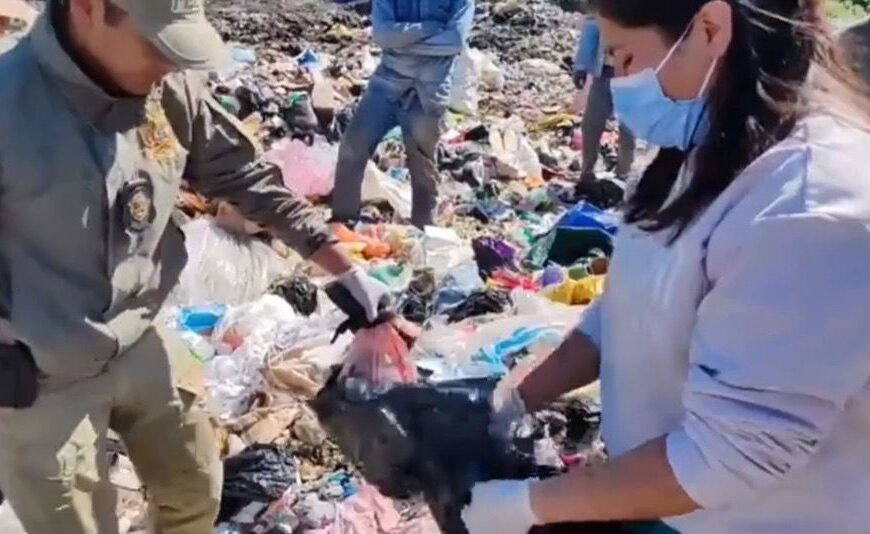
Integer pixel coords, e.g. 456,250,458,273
446,289,512,323
434,262,486,315
472,237,518,280
271,277,319,316
574,178,625,211
219,444,298,522
475,327,562,375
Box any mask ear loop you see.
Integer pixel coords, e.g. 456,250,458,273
697,57,718,98
655,16,697,74
686,58,719,150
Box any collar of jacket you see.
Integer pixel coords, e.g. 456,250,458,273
30,12,147,133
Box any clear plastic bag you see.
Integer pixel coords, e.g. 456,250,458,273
170,218,292,307
339,323,418,389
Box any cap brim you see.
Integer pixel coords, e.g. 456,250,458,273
0,0,37,23
150,20,232,71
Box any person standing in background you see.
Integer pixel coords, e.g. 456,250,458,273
573,7,635,182
330,0,475,229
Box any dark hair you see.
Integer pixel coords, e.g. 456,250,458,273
599,0,870,238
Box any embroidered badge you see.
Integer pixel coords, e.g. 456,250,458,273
138,89,182,173
120,172,156,233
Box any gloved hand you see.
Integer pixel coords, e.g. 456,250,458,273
489,380,528,439
461,479,541,534
335,266,392,323
572,70,588,90
325,267,394,340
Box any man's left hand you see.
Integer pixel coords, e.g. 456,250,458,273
461,479,541,534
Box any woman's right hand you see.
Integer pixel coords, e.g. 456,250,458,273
489,384,528,439
489,359,540,438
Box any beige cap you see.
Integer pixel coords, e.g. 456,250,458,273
111,0,231,71
0,0,37,24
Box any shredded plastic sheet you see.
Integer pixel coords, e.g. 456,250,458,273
205,295,347,419
170,218,292,307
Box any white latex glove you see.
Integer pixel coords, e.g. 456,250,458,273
461,479,541,534
489,382,528,439
336,266,392,323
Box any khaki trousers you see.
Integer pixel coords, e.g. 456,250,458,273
0,325,221,534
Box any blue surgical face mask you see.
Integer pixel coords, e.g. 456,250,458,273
610,23,718,151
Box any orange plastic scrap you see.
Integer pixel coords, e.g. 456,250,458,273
333,223,367,244
363,241,391,260
332,224,392,260
177,189,209,215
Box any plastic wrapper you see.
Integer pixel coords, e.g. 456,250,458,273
361,162,412,219
339,323,418,389
171,218,292,307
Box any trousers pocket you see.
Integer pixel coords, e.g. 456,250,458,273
0,343,38,409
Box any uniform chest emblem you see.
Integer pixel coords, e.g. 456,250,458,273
120,172,157,233
138,91,182,172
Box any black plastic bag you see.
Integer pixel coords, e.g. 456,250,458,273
218,444,297,523
447,289,512,323
311,375,624,534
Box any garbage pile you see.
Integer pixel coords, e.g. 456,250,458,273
469,0,579,119
126,1,637,532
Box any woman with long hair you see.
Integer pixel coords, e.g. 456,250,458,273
461,1,870,533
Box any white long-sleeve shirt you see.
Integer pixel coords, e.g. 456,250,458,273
579,114,870,533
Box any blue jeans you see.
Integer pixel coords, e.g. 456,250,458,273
332,80,442,228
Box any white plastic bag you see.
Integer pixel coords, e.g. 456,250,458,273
170,218,292,307
361,161,412,219
418,226,474,279
449,48,503,116
489,119,543,180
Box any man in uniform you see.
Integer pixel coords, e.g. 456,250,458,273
0,0,389,532
0,0,35,52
